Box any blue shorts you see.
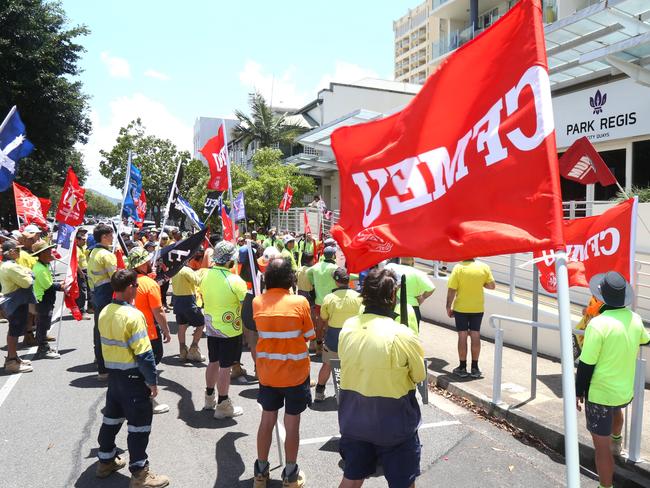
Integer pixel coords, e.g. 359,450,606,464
173,295,204,327
257,377,312,415
339,432,421,488
454,311,483,332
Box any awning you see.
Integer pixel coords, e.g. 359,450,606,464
546,0,650,91
296,109,383,150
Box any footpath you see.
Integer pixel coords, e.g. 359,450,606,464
418,319,650,486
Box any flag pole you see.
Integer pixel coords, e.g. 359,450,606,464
115,151,132,252
54,228,77,354
554,250,581,488
222,119,237,241
0,106,17,135
155,156,183,262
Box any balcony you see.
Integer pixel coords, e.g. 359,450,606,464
431,23,476,59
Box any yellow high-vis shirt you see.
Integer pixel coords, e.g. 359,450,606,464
16,250,36,270
0,259,34,294
171,266,202,297
448,260,494,313
99,302,152,371
88,246,117,289
320,288,362,329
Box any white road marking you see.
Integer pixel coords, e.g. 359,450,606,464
299,420,462,446
0,309,62,409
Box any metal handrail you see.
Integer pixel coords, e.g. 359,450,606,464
489,313,647,463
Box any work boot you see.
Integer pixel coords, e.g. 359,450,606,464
281,466,305,488
35,345,60,360
129,465,169,488
46,334,56,342
187,344,205,362
22,332,37,347
152,399,170,414
314,385,326,402
452,366,469,378
96,456,126,478
214,398,243,419
611,435,623,456
179,344,188,362
4,358,33,374
203,392,216,410
253,460,270,488
470,367,482,379
230,362,247,379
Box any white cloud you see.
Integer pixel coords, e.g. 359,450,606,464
79,94,192,198
238,59,380,110
144,69,170,81
100,51,131,79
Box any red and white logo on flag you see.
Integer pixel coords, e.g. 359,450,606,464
63,241,83,321
56,167,87,227
559,136,616,186
201,124,230,191
13,182,49,229
535,198,637,293
330,0,563,272
135,189,147,227
279,185,293,212
303,209,312,234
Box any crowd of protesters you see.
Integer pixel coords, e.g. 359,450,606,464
1,218,646,488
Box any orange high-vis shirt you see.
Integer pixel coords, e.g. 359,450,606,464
253,288,316,387
134,274,163,340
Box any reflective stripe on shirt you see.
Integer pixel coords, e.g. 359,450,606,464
257,330,302,339
257,351,309,361
104,360,138,370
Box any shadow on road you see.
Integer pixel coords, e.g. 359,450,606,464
67,362,97,374
70,375,109,389
309,397,338,412
74,461,130,487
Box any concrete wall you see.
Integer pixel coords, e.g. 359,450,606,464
319,85,415,124
421,275,650,381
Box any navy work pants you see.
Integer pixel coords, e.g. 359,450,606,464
93,283,113,374
97,372,153,473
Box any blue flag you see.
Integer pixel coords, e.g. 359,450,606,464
56,223,75,250
0,107,34,192
122,162,143,221
232,191,246,221
175,194,205,230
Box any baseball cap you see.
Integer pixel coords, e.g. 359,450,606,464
23,224,41,235
333,267,349,282
283,235,295,245
2,240,23,253
323,246,337,257
214,241,237,265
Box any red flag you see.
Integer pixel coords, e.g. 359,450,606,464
38,198,51,219
303,209,312,234
221,206,234,242
13,182,49,228
279,185,293,211
135,189,147,228
56,167,87,226
201,124,230,191
535,198,636,293
63,242,82,321
115,249,126,270
330,0,563,272
559,136,617,186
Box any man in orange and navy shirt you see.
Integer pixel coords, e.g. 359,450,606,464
252,257,315,488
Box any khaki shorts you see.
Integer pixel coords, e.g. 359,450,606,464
322,344,339,365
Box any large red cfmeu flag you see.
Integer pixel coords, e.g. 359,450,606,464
63,240,83,321
200,123,230,191
535,198,637,293
559,136,617,186
279,185,293,211
56,167,87,226
330,0,563,272
13,182,49,229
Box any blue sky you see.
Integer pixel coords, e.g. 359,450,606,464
61,0,412,197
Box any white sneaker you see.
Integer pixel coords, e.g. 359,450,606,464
152,399,170,414
203,392,216,410
214,398,243,419
37,347,60,360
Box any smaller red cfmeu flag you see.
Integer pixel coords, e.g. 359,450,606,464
535,198,637,292
559,136,617,186
303,209,312,234
221,206,235,242
13,182,49,228
135,189,147,228
38,198,51,220
63,242,83,321
56,167,87,226
201,123,230,191
279,185,293,211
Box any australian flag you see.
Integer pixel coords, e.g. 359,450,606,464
0,107,34,192
122,162,142,221
174,194,205,230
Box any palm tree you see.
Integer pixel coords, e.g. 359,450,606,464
233,92,307,151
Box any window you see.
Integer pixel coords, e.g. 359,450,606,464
632,140,650,190
595,149,626,201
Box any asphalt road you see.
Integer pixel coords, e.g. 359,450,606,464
0,307,597,488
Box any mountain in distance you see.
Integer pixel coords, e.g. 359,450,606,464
86,188,121,205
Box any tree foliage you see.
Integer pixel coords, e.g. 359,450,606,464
0,0,91,225
99,119,200,226
233,92,307,150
